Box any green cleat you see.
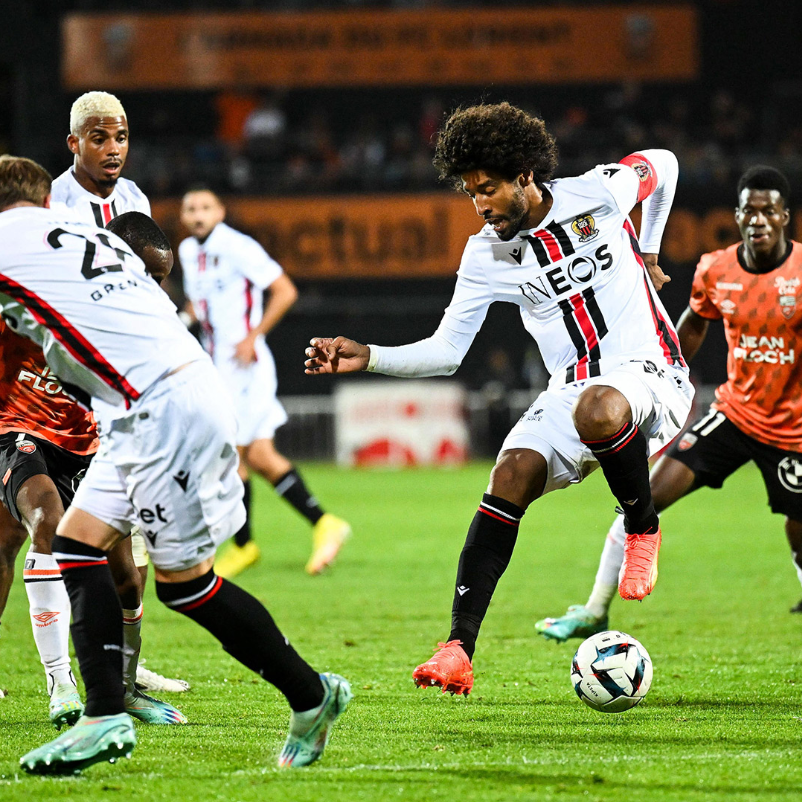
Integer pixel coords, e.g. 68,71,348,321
278,673,352,768
124,689,187,725
535,604,608,643
48,672,84,730
20,713,135,775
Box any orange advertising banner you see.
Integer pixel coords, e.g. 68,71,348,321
153,194,483,280
153,194,802,281
63,6,698,90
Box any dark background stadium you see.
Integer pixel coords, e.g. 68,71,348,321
1,0,800,402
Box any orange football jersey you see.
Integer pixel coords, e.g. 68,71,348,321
690,240,802,450
0,319,98,455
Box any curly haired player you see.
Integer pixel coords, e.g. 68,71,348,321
306,102,691,695
538,166,802,641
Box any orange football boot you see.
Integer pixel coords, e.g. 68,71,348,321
412,640,473,696
619,528,661,600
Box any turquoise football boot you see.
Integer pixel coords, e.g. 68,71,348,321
124,689,187,724
20,713,135,775
535,604,608,643
278,673,352,768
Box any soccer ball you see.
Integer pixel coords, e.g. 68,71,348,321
571,630,652,713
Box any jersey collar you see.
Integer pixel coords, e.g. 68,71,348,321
736,239,794,275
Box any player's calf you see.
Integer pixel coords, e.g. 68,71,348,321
156,569,329,713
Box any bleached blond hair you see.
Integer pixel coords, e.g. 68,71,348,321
69,91,126,135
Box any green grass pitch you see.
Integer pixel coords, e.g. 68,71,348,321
1,462,801,801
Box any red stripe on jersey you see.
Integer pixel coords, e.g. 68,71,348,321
101,204,112,225
533,229,563,262
569,294,599,380
619,153,658,203
0,273,140,407
622,220,685,366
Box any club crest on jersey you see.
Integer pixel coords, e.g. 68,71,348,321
571,213,599,243
631,162,652,183
16,440,36,454
775,276,799,320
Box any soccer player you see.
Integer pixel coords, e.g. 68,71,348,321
305,102,693,695
0,157,350,775
537,165,802,640
49,90,186,696
0,209,185,727
179,187,351,577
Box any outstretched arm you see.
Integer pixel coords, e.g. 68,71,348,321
306,247,493,378
304,325,471,378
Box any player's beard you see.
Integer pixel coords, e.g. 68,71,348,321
494,187,528,241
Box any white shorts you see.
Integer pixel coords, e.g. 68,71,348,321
501,360,694,496
219,359,288,447
72,361,245,572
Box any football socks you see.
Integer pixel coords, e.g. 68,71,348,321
233,479,252,547
448,493,523,660
121,604,143,694
274,468,324,526
52,535,125,717
23,550,73,680
156,569,324,712
581,423,659,535
585,515,626,619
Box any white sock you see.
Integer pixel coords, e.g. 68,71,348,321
122,604,143,694
23,550,72,688
585,515,626,619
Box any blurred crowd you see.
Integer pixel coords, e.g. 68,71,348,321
116,83,802,200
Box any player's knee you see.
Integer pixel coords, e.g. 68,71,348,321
108,553,143,605
27,504,63,553
572,386,631,440
113,569,141,608
489,450,546,509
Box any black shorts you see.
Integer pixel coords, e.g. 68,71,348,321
0,432,93,523
668,408,802,520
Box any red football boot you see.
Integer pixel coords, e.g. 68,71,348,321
619,528,662,601
412,640,474,696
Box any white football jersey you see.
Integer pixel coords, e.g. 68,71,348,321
179,222,283,368
375,156,685,387
50,168,151,226
0,207,207,420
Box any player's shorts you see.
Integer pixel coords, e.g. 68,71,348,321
222,361,288,446
0,431,92,522
501,360,694,496
72,360,245,572
667,407,802,520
